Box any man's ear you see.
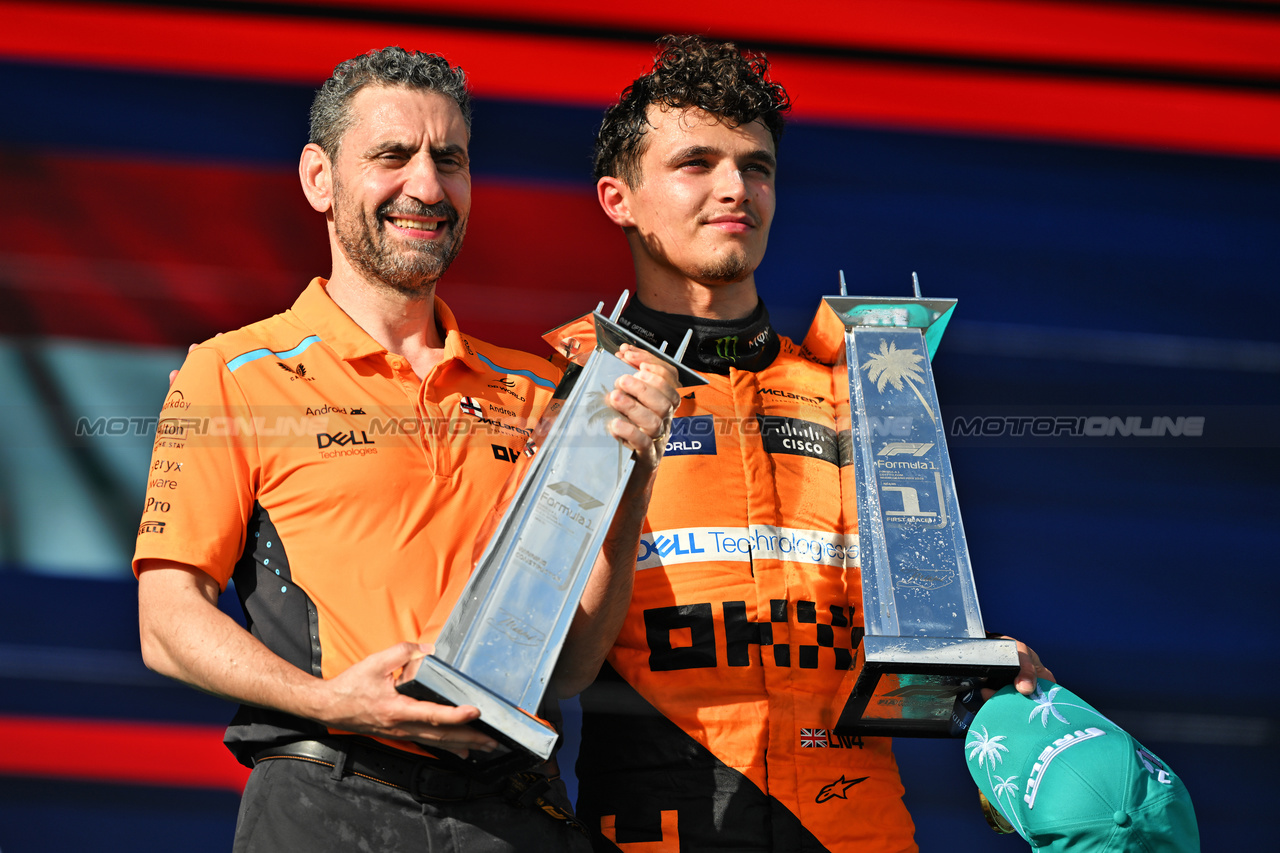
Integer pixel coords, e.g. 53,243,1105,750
596,175,635,228
300,143,334,214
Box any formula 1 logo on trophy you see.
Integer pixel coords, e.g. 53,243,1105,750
805,273,1020,737
398,292,706,775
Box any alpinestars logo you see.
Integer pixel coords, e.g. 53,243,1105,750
459,396,484,418
277,362,315,381
816,775,868,804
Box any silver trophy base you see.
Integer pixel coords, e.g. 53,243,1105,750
838,636,1020,737
397,655,560,779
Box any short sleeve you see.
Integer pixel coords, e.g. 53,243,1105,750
132,345,260,589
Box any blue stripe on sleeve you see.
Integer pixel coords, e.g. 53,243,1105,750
226,335,323,372
475,353,557,389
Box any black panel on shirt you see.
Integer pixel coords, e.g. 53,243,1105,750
576,663,830,852
223,502,326,765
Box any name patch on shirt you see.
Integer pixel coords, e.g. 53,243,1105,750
664,415,717,457
759,416,838,465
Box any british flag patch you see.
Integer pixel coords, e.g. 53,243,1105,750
800,728,829,748
459,396,484,418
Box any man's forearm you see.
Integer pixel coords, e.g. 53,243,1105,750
137,561,327,715
137,559,500,755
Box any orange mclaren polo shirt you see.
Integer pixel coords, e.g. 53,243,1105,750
133,278,560,763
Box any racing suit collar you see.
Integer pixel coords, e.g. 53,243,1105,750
618,297,782,375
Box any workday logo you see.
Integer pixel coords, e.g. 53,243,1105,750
162,390,191,411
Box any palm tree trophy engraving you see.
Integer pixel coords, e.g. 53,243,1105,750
861,338,936,424
584,384,629,477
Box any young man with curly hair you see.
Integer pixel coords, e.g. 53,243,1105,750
573,36,1051,852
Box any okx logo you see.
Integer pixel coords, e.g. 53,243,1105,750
643,598,863,673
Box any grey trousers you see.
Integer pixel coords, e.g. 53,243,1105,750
232,756,591,852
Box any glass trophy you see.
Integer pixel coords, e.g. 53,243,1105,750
398,293,706,773
806,274,1020,737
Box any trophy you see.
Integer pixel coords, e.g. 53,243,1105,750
808,274,1020,737
398,293,706,775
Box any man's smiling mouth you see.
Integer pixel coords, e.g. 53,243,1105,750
388,217,442,233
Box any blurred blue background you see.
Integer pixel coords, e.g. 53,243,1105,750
2,1,1277,850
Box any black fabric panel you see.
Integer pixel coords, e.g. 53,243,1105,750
576,663,829,852
223,502,326,765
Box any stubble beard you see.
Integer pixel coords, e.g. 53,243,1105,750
689,210,762,285
333,179,467,296
638,231,755,287
694,249,753,284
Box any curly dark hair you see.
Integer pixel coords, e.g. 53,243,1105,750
594,35,791,186
309,46,471,158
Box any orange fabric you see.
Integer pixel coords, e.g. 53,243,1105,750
133,278,559,754
584,334,916,852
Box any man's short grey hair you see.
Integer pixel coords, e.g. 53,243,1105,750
309,46,471,157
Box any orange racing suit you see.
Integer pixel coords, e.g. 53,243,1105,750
574,298,917,853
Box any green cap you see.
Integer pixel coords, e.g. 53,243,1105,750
964,680,1199,851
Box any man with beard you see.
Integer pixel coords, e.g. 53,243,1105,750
572,37,1053,852
133,47,678,853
